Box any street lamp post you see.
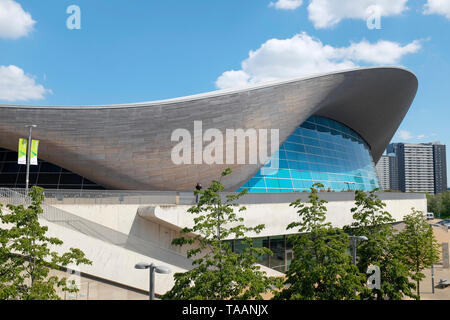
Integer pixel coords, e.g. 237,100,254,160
431,256,435,294
135,262,171,300
430,224,435,294
25,125,37,194
349,235,368,297
350,235,368,265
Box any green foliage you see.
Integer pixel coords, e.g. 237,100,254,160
427,193,442,217
444,192,450,218
275,183,368,300
0,187,92,300
427,191,450,218
344,189,416,300
396,209,440,298
162,169,281,300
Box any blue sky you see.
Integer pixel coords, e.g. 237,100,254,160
0,0,449,185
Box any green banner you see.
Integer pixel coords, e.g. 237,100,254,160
31,140,39,166
18,138,27,165
18,139,39,165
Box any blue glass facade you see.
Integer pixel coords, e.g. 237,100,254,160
237,116,379,193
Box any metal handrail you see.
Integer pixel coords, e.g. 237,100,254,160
0,188,192,269
7,188,195,205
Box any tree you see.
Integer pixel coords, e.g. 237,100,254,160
427,193,442,217
427,191,450,219
275,183,368,300
0,186,92,300
396,209,440,298
344,189,416,300
162,169,281,300
442,191,450,218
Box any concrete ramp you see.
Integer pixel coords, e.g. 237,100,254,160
0,188,193,293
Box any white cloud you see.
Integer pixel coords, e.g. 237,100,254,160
337,39,421,65
398,130,413,140
215,70,251,90
215,32,421,89
0,0,35,39
307,0,408,29
396,131,434,141
269,0,303,10
424,0,450,19
0,65,51,102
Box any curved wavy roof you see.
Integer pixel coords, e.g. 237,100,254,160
0,67,418,191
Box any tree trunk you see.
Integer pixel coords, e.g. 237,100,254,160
416,256,421,298
417,280,420,298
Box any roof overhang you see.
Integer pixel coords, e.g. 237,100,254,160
0,67,418,191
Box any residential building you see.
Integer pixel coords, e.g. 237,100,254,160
388,141,447,194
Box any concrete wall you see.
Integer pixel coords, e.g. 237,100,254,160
50,203,190,256
53,193,427,245
139,196,427,239
50,269,149,300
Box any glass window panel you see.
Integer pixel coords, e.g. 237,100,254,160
331,182,342,190
238,116,379,193
278,179,293,189
29,173,39,185
265,178,279,188
297,153,308,162
301,122,315,131
288,160,298,170
290,170,301,180
36,184,59,189
297,162,310,171
311,172,322,181
59,174,83,185
81,185,105,190
279,159,289,169
319,173,329,181
0,163,20,173
247,178,266,188
302,180,313,189
303,137,317,146
253,237,270,266
3,152,19,162
28,164,40,173
247,188,265,193
300,171,312,180
234,240,247,254
36,173,60,185
269,236,285,272
0,174,18,184
292,180,303,189
40,162,62,173
286,151,298,160
276,169,291,179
